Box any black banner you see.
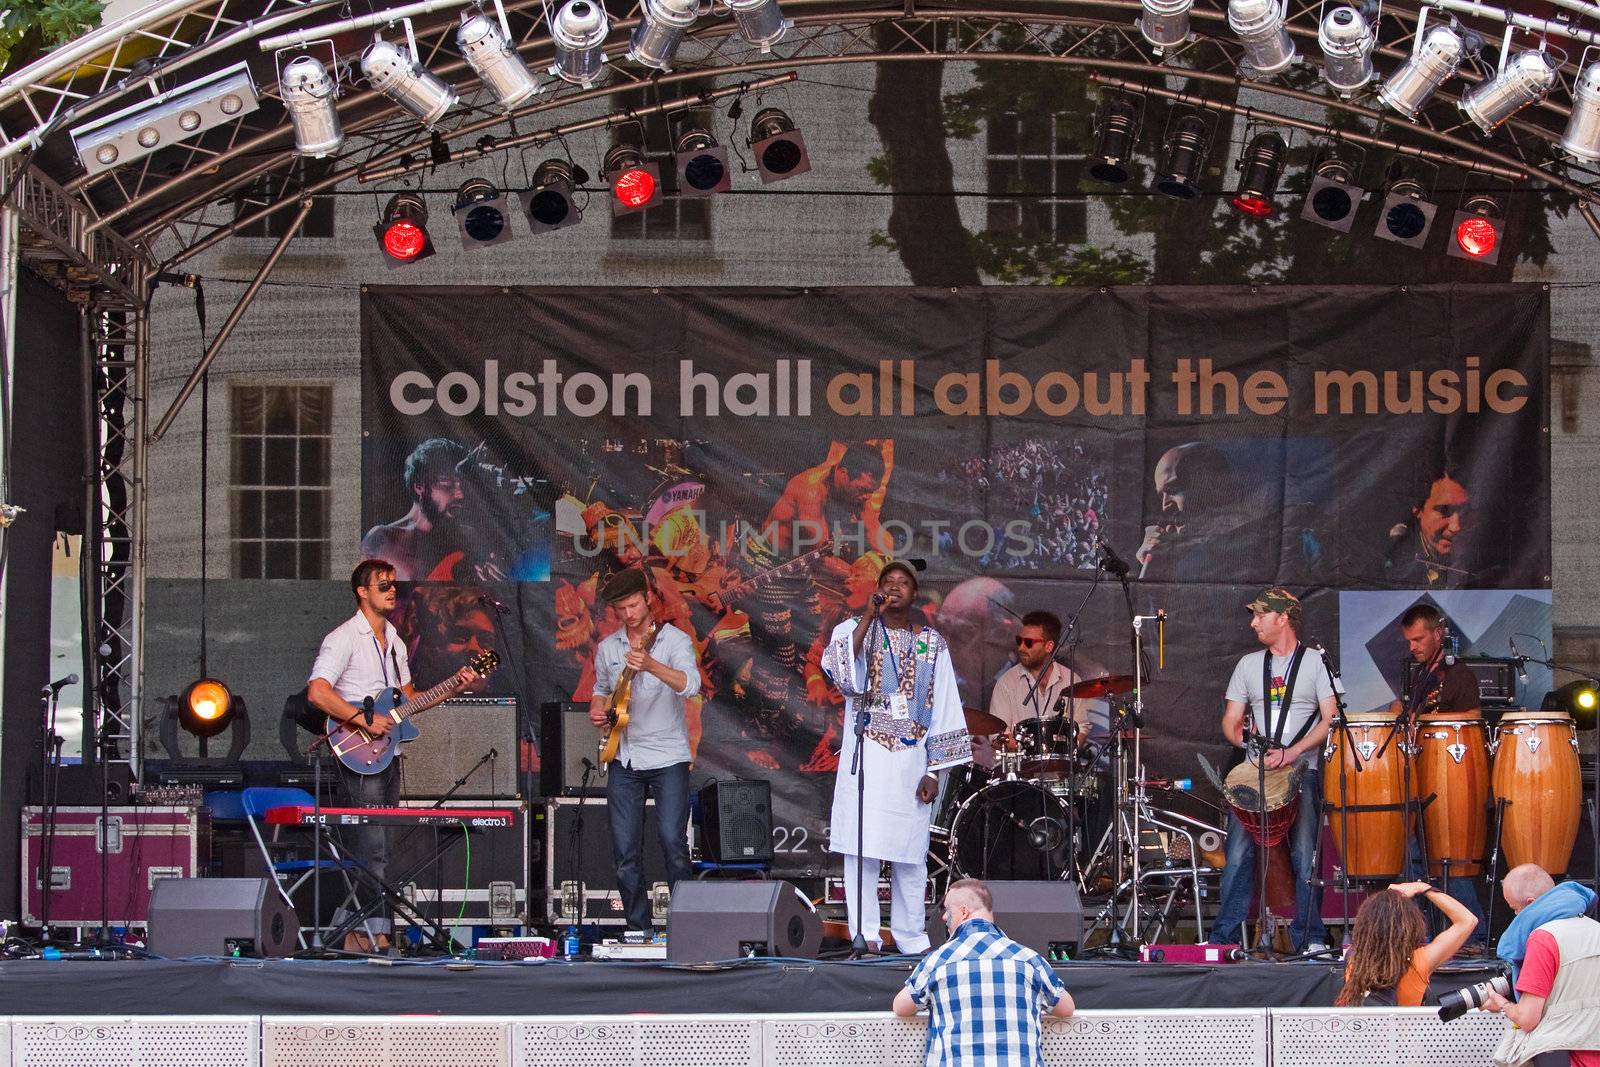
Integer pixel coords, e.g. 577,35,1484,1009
361,285,1550,877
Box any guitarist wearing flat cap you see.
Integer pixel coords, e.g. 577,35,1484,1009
589,566,701,939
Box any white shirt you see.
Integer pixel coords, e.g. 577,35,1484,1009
309,610,413,705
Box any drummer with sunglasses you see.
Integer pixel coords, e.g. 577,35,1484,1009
974,612,1095,767
1209,587,1339,954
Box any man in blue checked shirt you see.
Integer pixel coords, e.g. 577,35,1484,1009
893,878,1074,1066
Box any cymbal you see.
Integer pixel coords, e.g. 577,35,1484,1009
963,707,1006,736
1067,674,1136,700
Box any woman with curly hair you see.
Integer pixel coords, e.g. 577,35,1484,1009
1336,880,1480,1006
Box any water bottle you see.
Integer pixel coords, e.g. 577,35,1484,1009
562,925,580,960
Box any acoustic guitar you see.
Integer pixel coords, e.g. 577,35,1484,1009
598,623,660,764
325,649,500,775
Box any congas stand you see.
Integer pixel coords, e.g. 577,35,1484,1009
1309,641,1357,957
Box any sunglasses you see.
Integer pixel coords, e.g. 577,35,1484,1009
374,579,397,593
1015,636,1048,648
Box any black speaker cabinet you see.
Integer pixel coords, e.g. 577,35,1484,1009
400,697,521,799
987,880,1083,958
667,880,821,961
698,779,774,863
540,701,605,797
147,877,298,958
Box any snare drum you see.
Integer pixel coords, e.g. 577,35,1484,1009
1493,710,1582,875
1413,713,1489,877
1323,711,1409,881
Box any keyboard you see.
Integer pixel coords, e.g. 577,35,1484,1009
263,805,516,828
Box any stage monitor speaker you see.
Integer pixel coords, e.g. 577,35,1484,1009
400,697,521,799
698,778,774,863
667,880,821,962
987,880,1083,958
147,877,298,958
541,701,604,797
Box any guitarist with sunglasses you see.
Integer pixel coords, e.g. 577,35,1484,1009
589,567,702,941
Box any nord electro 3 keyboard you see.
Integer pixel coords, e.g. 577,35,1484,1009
263,805,516,828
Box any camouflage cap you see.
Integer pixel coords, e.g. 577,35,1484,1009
1246,586,1301,619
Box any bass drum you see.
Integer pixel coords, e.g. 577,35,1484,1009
950,779,1074,881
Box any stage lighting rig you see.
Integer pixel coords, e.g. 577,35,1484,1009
628,0,699,70
1447,191,1506,264
1378,20,1468,119
1372,169,1438,247
1563,61,1600,162
1460,46,1560,134
1087,94,1141,184
278,51,345,158
521,157,586,232
375,191,436,262
676,128,732,195
550,0,610,86
605,141,663,214
454,177,515,247
458,3,542,112
1154,112,1211,199
722,0,791,51
1544,679,1599,726
361,29,459,126
180,679,235,738
1229,0,1296,77
71,61,260,176
1230,130,1287,217
1318,5,1376,96
1137,0,1192,52
750,107,811,183
1300,150,1364,232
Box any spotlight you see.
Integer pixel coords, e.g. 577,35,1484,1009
1460,49,1559,134
1544,679,1600,727
458,7,541,112
1230,131,1286,217
1088,95,1141,184
374,191,436,262
180,678,235,738
1561,61,1600,162
604,143,662,214
1301,154,1364,231
749,107,811,183
1448,191,1505,264
521,157,585,232
71,61,261,176
279,53,344,158
1155,113,1209,199
1372,173,1437,247
550,0,609,87
676,128,731,195
1377,23,1466,119
722,0,791,51
628,0,698,70
1229,0,1296,77
361,35,459,126
1319,5,1376,95
453,177,514,248
1137,0,1192,51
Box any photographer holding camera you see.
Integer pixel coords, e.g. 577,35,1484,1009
1479,864,1600,1067
1337,881,1478,1007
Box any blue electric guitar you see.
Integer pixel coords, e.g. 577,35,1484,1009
326,650,500,775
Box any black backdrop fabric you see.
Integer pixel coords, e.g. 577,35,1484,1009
361,285,1549,878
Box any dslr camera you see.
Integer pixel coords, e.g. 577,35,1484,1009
1438,974,1512,1021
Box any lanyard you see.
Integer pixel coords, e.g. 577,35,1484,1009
372,633,398,687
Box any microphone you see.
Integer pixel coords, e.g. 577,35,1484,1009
1141,777,1193,792
488,747,499,760
362,696,375,727
1096,535,1131,578
580,757,595,771
1509,637,1530,686
42,673,77,695
477,594,511,615
871,592,887,607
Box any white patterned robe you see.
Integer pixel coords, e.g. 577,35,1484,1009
823,616,971,865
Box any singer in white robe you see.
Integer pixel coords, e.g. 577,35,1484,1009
823,615,970,953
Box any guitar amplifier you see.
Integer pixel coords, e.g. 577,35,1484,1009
540,701,605,798
544,797,668,926
1403,657,1520,709
399,696,521,800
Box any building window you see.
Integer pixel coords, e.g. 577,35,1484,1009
233,162,336,238
231,384,332,578
984,113,1087,243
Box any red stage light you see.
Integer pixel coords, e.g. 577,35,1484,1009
383,219,428,260
1455,216,1498,258
1230,194,1274,218
613,167,657,208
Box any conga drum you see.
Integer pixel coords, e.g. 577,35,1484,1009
1414,713,1490,877
1323,711,1409,880
1493,710,1582,875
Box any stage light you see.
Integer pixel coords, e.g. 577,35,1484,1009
361,36,459,126
1544,679,1600,727
1230,131,1286,217
628,0,698,70
1300,154,1364,232
280,54,344,158
605,142,662,214
750,107,811,183
1447,192,1505,264
1137,0,1192,51
1228,0,1296,77
453,177,515,247
374,191,436,262
72,61,261,176
458,8,541,112
1561,62,1600,162
722,0,791,51
1088,95,1140,184
1373,174,1438,247
1460,49,1559,134
1377,23,1466,119
1318,5,1376,95
180,678,235,738
521,157,585,232
550,0,610,86
1155,114,1209,199
676,128,731,195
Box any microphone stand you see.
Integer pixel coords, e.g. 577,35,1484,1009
1317,642,1362,954
35,685,66,937
1051,568,1102,885
849,605,886,959
1244,719,1276,957
1100,541,1144,957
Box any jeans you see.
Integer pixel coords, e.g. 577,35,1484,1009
607,759,693,932
1403,838,1488,944
334,758,400,935
1212,768,1327,950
